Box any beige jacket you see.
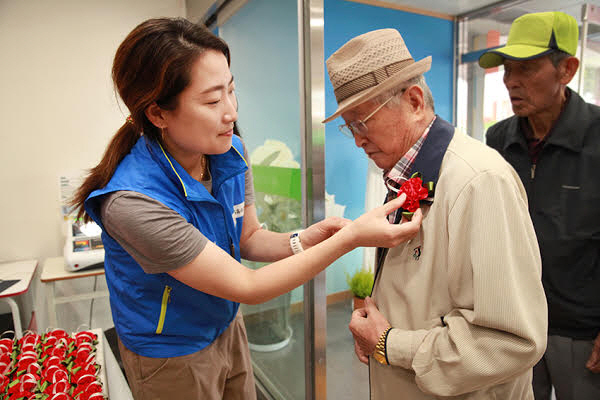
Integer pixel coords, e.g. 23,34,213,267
370,131,547,399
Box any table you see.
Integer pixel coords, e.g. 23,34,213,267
41,256,109,328
0,259,38,339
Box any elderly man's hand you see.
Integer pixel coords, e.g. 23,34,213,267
349,296,391,365
586,333,600,373
353,338,370,364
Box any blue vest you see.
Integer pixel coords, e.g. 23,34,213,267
85,135,248,357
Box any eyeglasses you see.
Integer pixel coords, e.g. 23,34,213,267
338,95,395,138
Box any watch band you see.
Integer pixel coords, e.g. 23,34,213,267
290,231,304,254
373,326,392,365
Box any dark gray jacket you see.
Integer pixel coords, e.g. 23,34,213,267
486,88,600,340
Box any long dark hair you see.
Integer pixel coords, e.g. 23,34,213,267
71,18,230,222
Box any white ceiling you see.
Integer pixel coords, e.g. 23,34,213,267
192,0,600,22
375,0,600,18
379,0,501,17
380,0,600,39
191,0,503,20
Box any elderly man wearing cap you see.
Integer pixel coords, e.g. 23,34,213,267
480,11,600,400
324,29,547,399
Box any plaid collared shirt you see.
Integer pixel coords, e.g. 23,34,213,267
384,116,436,223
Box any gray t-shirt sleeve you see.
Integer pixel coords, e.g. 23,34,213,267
100,191,208,274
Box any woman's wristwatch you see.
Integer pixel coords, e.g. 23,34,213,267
372,326,392,365
290,230,304,254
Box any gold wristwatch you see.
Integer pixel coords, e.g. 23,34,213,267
372,326,392,365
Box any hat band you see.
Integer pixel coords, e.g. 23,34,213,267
334,59,414,102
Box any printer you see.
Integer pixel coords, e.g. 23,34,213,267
63,219,104,272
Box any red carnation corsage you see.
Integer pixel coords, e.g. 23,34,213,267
397,172,434,219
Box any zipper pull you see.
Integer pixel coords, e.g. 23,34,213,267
229,239,235,258
530,163,536,179
166,286,172,303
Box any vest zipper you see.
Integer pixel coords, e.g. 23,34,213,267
155,285,172,334
530,163,537,179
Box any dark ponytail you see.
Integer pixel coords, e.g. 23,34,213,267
71,123,140,222
71,18,230,222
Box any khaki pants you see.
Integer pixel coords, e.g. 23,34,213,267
118,312,256,400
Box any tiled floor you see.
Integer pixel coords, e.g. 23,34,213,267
21,279,554,400
37,275,368,399
42,278,368,399
250,300,369,400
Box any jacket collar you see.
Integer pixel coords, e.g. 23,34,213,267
503,87,586,153
145,136,247,201
375,117,454,276
409,116,455,188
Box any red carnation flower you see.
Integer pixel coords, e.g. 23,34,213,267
81,391,105,400
75,374,97,387
49,368,69,384
0,338,14,350
15,354,38,371
398,176,429,212
74,348,95,365
74,332,97,346
75,381,103,400
0,355,11,373
43,356,62,370
44,379,70,395
26,362,41,377
7,377,36,395
45,329,68,340
50,346,67,360
46,392,74,400
7,390,35,400
71,363,97,384
0,373,8,392
18,333,41,348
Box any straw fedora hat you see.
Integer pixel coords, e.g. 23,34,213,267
323,29,431,123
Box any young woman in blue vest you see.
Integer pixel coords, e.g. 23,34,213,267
71,17,421,399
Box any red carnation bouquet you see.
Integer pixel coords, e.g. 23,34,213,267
397,172,433,219
0,329,106,400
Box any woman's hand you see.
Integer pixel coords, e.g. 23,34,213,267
300,217,351,248
171,194,421,305
345,193,422,248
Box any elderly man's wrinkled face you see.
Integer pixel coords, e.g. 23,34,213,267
502,56,564,118
341,94,419,171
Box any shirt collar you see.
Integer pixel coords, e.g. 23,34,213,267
504,87,586,153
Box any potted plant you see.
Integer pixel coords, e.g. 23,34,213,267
346,268,374,310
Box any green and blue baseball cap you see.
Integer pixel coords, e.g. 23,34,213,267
479,11,579,68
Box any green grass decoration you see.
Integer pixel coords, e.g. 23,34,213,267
346,269,374,299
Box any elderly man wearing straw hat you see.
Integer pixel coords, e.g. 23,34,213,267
324,29,547,399
480,11,600,400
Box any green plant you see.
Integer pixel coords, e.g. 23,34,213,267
345,269,374,299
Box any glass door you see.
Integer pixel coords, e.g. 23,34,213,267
217,0,326,399
579,4,600,105
456,0,592,139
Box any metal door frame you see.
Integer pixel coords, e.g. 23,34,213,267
297,1,327,399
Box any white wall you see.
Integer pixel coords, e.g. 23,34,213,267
186,0,215,22
0,0,185,329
